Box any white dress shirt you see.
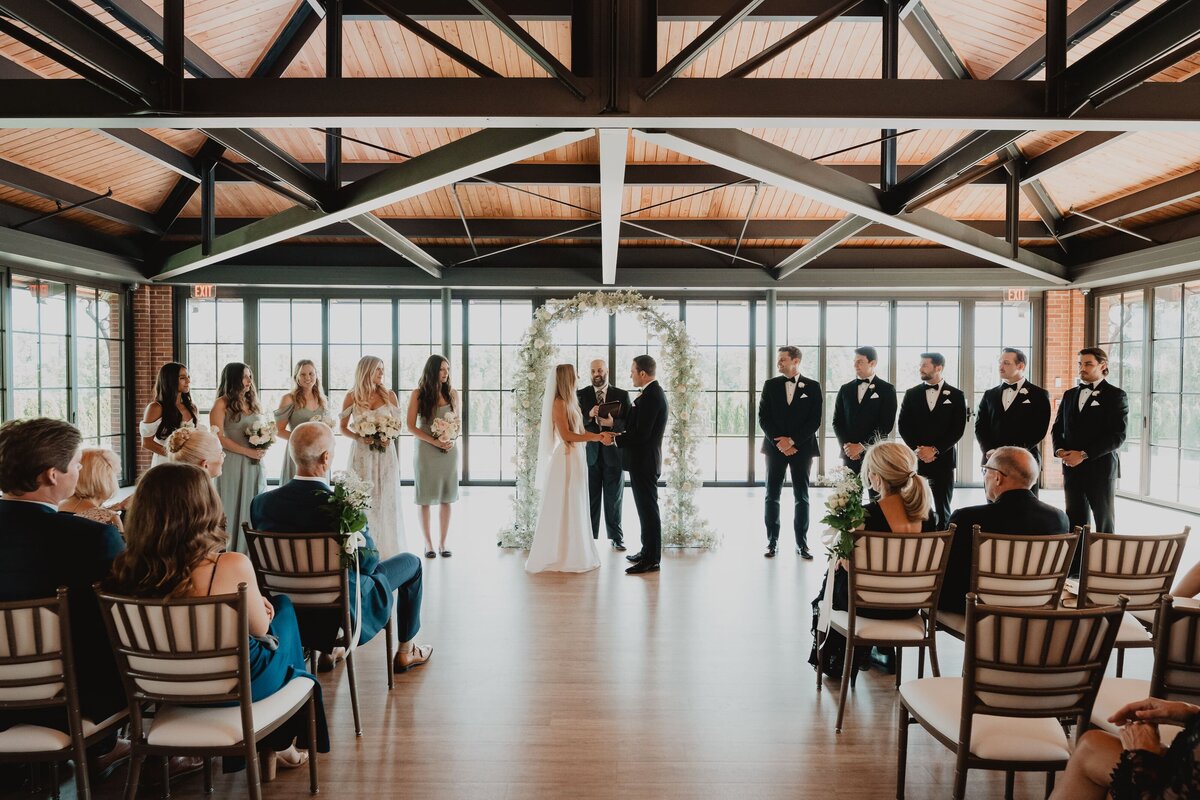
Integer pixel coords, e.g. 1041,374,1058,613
857,375,876,403
1001,377,1025,412
784,375,800,405
925,380,944,412
1078,382,1096,411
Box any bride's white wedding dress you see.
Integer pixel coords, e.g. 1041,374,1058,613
526,396,600,574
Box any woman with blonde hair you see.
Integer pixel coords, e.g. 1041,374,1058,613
105,463,328,777
340,355,405,557
59,447,127,531
525,364,616,574
810,440,934,678
275,359,328,484
166,426,226,478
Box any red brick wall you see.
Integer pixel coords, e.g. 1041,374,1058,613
1041,289,1088,488
131,286,175,475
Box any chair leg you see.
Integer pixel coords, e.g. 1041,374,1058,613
73,735,92,800
245,742,262,800
308,650,317,675
124,754,145,800
1004,770,1015,800
1116,647,1125,678
895,646,904,689
815,629,824,692
346,648,363,737
160,756,171,800
385,609,396,691
896,702,909,800
203,757,213,795
1045,770,1056,798
307,696,319,795
50,761,60,800
952,748,970,800
835,636,854,734
918,645,926,679
928,638,942,678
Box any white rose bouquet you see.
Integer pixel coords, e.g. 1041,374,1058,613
355,409,404,453
309,410,337,429
818,467,866,561
245,416,277,450
320,470,376,569
429,412,461,452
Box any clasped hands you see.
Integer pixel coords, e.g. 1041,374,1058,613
842,442,865,461
1108,698,1199,755
596,431,618,446
1059,449,1086,467
773,436,798,457
914,445,938,463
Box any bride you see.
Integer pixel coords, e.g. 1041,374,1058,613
526,364,616,574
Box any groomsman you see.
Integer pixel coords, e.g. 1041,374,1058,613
1052,347,1128,538
974,347,1052,495
578,359,630,551
759,345,822,560
898,353,967,529
832,346,897,496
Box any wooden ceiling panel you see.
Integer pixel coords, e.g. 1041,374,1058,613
144,128,211,157
746,128,974,166
923,184,1040,220
0,26,84,79
178,182,296,218
1039,131,1200,212
0,185,137,237
1015,131,1081,159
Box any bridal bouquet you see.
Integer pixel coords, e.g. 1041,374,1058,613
355,409,403,453
818,467,866,561
245,416,277,450
320,470,376,568
309,411,337,429
429,412,461,452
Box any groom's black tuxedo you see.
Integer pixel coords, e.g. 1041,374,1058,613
616,379,668,565
578,383,630,544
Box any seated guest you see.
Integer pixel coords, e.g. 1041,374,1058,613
105,463,328,776
250,421,432,674
1050,696,1200,799
59,446,127,532
166,426,225,479
0,419,126,770
810,441,935,677
940,446,1070,615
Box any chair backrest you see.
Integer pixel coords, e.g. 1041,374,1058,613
1077,527,1190,613
0,588,77,717
970,527,1078,608
1150,596,1200,706
962,595,1126,728
96,584,249,705
847,527,955,619
243,524,347,610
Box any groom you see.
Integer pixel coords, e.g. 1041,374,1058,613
617,355,668,575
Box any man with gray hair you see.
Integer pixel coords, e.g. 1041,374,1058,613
939,446,1070,615
251,421,432,674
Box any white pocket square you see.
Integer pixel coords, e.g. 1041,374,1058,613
799,393,809,399
1090,400,1100,406
942,399,951,405
1022,399,1032,404
869,393,879,399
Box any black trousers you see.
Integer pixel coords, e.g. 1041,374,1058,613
1063,468,1116,534
376,552,424,642
923,466,955,530
588,457,625,543
629,469,661,564
765,452,813,550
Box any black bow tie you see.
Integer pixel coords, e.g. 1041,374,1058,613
1079,382,1095,391
785,376,798,384
925,384,940,392
857,378,872,385
1003,383,1019,392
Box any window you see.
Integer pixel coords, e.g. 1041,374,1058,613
257,299,323,479
689,300,751,481
396,299,453,480
74,286,124,455
972,301,1035,414
327,299,393,475
186,298,245,412
550,305,609,388
822,301,891,463
11,275,69,421
465,299,530,480
895,301,960,387
1097,290,1145,493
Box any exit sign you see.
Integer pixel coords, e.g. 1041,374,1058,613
1005,288,1027,302
192,284,216,299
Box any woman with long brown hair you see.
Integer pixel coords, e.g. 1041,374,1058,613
275,359,328,484
106,463,328,777
407,355,459,558
139,362,199,466
211,362,266,554
525,364,615,574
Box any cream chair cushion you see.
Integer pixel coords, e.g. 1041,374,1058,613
146,677,313,748
828,611,925,641
939,612,966,635
1116,612,1153,646
900,677,1071,761
0,710,127,753
1089,677,1150,735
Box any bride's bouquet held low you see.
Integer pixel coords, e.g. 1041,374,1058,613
245,416,277,450
355,409,404,453
818,467,866,561
429,412,461,452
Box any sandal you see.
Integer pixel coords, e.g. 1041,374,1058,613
440,550,452,558
424,550,436,558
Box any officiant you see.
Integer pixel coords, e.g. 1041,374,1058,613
579,359,631,551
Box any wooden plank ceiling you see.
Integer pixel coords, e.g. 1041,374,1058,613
0,0,1197,266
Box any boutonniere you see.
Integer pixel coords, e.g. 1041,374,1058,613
1019,387,1028,395
796,381,805,389
1092,390,1100,396
868,384,875,390
942,389,950,396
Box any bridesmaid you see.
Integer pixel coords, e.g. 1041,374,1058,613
139,362,198,466
340,355,406,558
274,359,328,484
211,362,267,554
407,355,460,559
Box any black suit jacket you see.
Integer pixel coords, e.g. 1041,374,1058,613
0,500,124,721
975,380,1052,464
616,380,668,476
1051,379,1128,479
578,384,630,467
941,489,1071,614
758,374,822,459
832,376,897,450
898,381,968,473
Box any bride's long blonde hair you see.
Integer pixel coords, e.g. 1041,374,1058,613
554,364,584,435
351,355,387,408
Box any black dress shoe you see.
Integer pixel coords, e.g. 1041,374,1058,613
764,545,777,558
626,551,644,563
611,541,627,552
796,547,814,560
626,561,660,575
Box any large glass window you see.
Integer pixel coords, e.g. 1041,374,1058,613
895,301,960,387
973,301,1036,413
257,299,323,479
465,299,530,481
74,286,124,455
11,275,69,421
185,297,245,412
1097,290,1145,494
688,301,751,482
327,299,393,475
396,299,453,480
822,301,892,462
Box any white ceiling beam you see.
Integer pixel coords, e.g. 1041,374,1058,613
598,128,628,285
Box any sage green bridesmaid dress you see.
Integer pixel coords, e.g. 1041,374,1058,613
214,410,267,553
274,402,323,484
413,403,460,505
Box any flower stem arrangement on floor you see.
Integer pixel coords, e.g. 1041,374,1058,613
818,467,866,561
429,412,461,452
355,409,404,453
245,416,277,450
320,470,376,569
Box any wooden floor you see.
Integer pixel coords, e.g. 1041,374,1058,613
13,486,1195,799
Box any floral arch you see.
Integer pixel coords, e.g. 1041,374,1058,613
498,290,719,550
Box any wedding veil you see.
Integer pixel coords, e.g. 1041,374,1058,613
533,367,559,495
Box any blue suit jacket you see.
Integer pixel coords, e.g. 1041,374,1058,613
0,499,124,721
250,479,393,648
